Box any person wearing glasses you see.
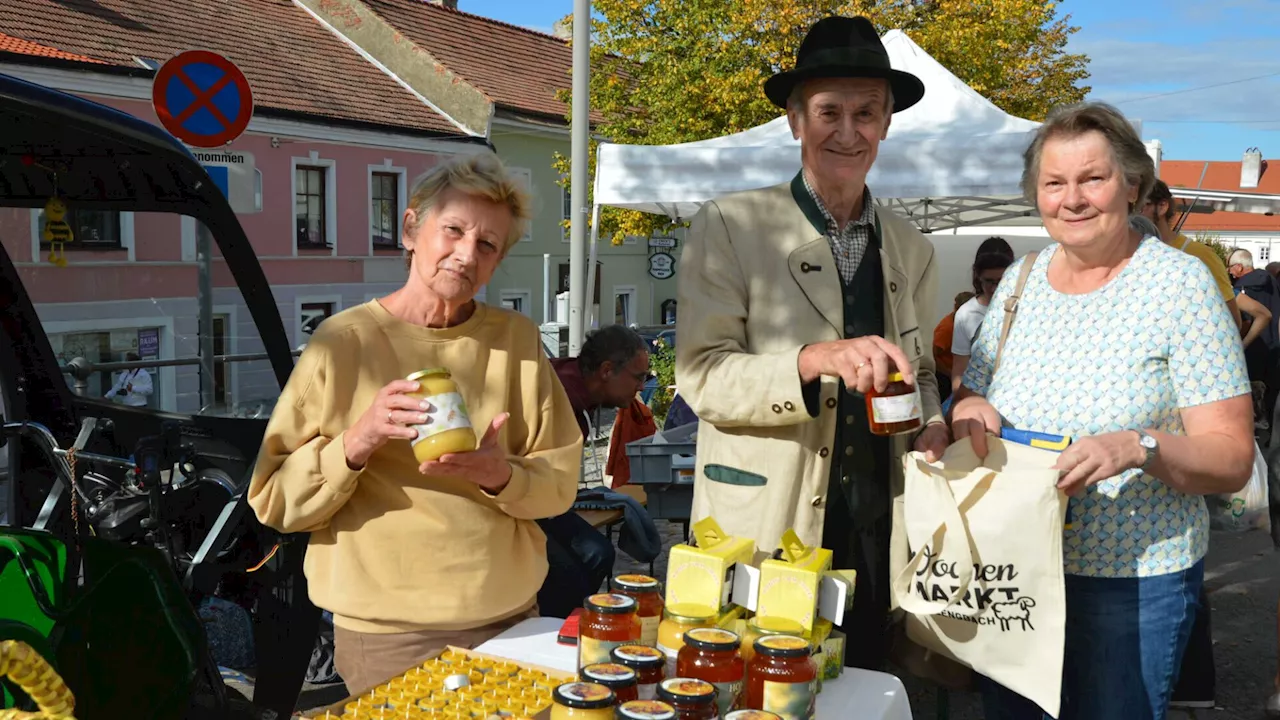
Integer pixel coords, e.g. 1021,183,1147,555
949,238,1015,394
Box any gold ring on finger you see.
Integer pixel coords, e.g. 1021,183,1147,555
387,410,395,424
856,361,868,370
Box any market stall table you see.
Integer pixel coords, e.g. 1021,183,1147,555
474,617,914,720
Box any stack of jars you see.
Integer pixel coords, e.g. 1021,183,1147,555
566,574,818,720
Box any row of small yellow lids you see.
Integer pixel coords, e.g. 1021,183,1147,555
556,678,782,720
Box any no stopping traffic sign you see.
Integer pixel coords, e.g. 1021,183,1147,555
152,50,254,148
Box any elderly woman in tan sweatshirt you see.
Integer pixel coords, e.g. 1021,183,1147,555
248,154,583,693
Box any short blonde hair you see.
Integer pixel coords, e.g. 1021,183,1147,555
1021,102,1155,212
404,153,532,257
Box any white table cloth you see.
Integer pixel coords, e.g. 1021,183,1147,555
474,617,913,720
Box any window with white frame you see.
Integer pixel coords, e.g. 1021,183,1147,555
37,208,122,249
613,286,636,326
296,165,329,248
500,289,532,317
371,171,401,248
293,156,337,252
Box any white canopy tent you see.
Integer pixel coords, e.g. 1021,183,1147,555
592,29,1043,229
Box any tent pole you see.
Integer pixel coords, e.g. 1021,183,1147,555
567,0,591,357
585,203,602,332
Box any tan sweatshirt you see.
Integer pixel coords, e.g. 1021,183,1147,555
248,300,583,633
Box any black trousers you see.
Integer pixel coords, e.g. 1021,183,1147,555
821,473,892,669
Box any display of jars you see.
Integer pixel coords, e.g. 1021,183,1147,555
745,636,817,720
611,645,666,700
579,594,643,669
582,663,641,704
676,627,744,716
551,681,617,720
610,574,665,646
725,711,784,720
655,604,716,678
655,678,719,720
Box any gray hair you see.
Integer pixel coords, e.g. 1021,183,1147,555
1021,102,1155,212
1229,248,1255,269
786,80,895,118
403,153,531,266
1128,214,1160,238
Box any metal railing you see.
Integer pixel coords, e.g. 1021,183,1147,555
58,350,300,400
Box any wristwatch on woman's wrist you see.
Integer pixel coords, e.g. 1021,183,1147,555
1134,430,1158,471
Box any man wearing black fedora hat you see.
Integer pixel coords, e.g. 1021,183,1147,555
676,15,948,669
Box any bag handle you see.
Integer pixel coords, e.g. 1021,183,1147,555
891,461,983,615
992,251,1039,376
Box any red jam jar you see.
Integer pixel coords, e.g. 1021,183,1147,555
864,371,923,435
745,636,817,720
579,593,642,669
610,574,665,646
611,644,667,700
676,627,744,716
656,678,719,720
582,663,641,704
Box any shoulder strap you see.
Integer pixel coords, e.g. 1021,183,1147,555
993,251,1039,376
1180,236,1192,252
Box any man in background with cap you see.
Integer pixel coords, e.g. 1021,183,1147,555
676,15,947,669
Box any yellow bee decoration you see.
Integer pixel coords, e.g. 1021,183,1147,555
43,197,73,267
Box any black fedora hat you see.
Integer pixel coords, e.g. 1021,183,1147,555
764,16,925,112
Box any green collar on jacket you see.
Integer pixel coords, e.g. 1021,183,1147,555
789,170,881,239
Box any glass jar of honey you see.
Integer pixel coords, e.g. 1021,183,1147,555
582,663,640,704
725,711,783,720
611,645,666,700
551,682,616,720
655,678,719,720
580,594,642,669
676,627,744,716
745,636,817,720
740,616,807,665
616,700,677,720
656,604,716,678
610,574,665,646
864,371,922,436
406,368,477,463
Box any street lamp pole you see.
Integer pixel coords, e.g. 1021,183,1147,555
567,0,591,357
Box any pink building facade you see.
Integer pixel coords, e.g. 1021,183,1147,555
1,66,484,414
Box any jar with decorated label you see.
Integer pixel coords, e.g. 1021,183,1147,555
610,645,666,700
406,368,476,462
579,594,642,668
610,574,665,646
676,627,744,715
745,636,817,720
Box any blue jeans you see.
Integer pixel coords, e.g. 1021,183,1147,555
981,560,1203,720
536,512,616,618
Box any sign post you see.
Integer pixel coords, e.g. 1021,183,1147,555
153,50,255,410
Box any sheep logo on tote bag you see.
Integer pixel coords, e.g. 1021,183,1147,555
892,439,1068,718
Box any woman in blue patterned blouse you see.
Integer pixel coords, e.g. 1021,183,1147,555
950,102,1254,720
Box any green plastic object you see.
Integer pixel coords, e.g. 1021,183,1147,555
0,528,210,718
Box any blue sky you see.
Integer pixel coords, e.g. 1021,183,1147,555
466,0,1280,162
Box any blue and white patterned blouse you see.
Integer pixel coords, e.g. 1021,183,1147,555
961,237,1250,578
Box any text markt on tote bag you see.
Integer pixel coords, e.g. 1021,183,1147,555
892,438,1068,717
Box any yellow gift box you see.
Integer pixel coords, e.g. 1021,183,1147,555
756,529,833,632
665,517,755,614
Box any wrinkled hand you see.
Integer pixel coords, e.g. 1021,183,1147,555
420,413,513,493
344,379,434,470
1053,431,1143,497
950,395,1002,458
914,422,950,462
798,336,914,394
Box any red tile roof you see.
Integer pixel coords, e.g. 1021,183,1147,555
1163,159,1280,232
0,30,104,63
361,0,574,122
0,0,464,136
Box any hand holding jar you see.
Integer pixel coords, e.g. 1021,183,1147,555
418,412,513,493
343,378,434,470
